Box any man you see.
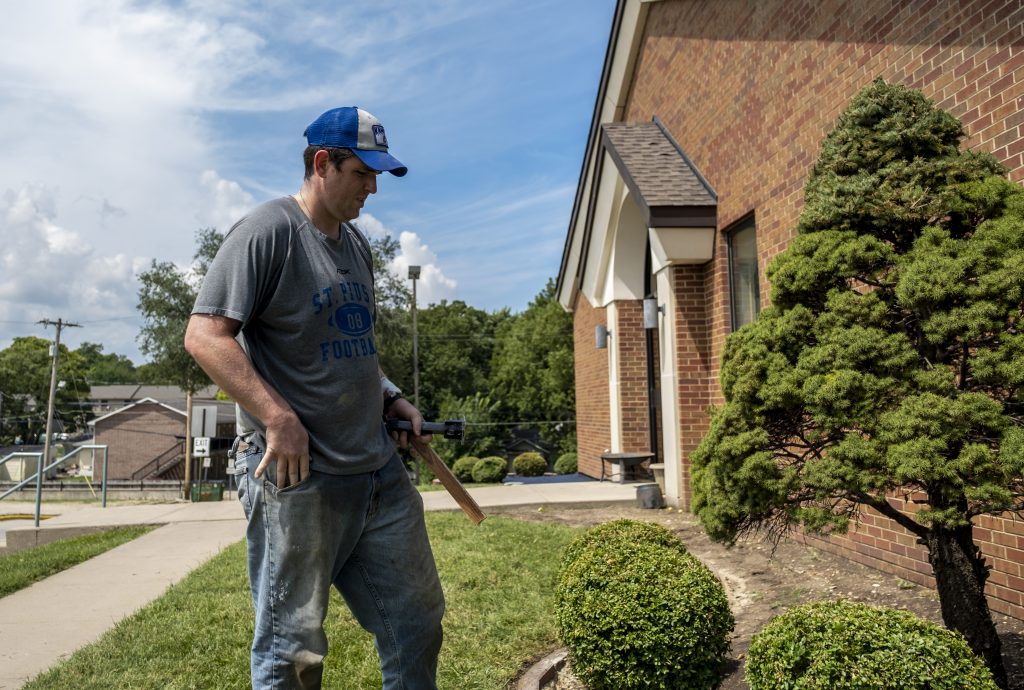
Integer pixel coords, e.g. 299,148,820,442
184,107,445,690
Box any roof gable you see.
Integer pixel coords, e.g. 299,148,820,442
557,0,709,310
88,397,185,426
602,119,716,224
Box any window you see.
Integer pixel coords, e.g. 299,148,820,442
728,215,760,330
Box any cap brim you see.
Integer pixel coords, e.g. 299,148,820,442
353,149,408,177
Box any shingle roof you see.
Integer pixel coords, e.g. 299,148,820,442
601,121,716,222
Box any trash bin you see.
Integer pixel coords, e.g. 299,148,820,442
190,480,224,502
635,483,665,509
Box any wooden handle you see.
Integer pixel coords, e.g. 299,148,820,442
412,439,486,525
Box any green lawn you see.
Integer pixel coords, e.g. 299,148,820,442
0,526,155,598
23,513,579,690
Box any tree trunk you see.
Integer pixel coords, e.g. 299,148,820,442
924,525,1008,689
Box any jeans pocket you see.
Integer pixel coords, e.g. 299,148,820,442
237,449,260,515
277,473,313,494
261,460,314,496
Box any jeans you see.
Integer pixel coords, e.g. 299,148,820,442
235,446,445,690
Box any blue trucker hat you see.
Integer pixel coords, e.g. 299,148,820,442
304,107,407,177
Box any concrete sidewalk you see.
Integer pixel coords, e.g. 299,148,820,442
0,478,639,689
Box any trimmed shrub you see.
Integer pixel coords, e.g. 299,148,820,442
746,600,999,690
471,456,507,483
553,452,577,475
556,519,734,690
512,451,547,477
452,456,479,482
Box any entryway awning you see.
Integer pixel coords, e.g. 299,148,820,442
602,119,718,271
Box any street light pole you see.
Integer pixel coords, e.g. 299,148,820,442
408,265,421,410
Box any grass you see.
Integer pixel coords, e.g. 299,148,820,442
0,526,155,598
23,512,581,690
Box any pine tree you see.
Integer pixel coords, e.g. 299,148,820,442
692,78,1023,687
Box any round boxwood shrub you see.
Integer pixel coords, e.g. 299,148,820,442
556,519,734,690
746,600,999,690
553,451,577,475
452,456,479,482
471,456,507,483
512,451,547,476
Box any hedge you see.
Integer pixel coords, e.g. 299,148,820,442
556,519,734,690
746,600,999,689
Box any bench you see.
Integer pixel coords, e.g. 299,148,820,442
599,452,654,483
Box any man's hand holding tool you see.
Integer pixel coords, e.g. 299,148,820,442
385,417,486,525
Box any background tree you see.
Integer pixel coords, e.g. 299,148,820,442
430,391,504,467
0,337,89,443
415,300,503,418
133,362,167,384
691,79,1021,687
136,227,222,391
76,342,137,384
491,279,576,454
137,227,223,495
361,231,413,386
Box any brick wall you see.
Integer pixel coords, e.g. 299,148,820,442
616,0,1024,618
572,294,612,478
94,403,184,479
798,501,1024,618
615,300,652,453
673,264,713,508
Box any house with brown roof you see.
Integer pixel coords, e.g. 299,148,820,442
557,0,1024,620
88,384,220,418
89,397,234,480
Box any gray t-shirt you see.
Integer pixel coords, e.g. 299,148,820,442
192,196,394,475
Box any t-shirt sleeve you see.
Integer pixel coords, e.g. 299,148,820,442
191,203,289,327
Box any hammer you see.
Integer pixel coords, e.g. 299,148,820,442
386,419,465,440
385,418,485,525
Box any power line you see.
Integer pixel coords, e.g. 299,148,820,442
77,316,138,324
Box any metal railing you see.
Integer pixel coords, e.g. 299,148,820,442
0,445,109,526
131,443,184,480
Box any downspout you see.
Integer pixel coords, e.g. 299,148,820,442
644,239,659,465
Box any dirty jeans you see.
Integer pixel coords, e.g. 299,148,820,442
235,447,445,690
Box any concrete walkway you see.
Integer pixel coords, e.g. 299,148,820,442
0,479,639,689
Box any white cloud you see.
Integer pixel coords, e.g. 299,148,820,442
0,0,608,363
393,231,458,305
0,184,146,359
197,170,256,232
356,213,457,305
354,213,389,240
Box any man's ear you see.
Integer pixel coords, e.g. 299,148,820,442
313,149,330,177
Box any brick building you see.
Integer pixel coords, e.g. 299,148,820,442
89,397,235,480
557,0,1024,619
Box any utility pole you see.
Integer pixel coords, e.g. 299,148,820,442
37,318,81,526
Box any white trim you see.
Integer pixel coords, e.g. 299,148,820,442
581,152,625,306
558,0,653,310
648,226,716,270
655,268,682,505
88,397,185,426
610,193,648,300
581,160,652,307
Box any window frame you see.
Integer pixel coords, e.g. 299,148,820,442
727,213,761,331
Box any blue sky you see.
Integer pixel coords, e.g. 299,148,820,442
0,0,616,362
